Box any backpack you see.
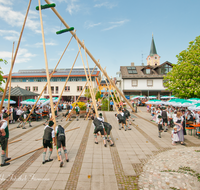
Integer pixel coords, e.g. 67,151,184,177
162,111,167,119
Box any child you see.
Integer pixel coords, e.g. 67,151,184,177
171,126,179,145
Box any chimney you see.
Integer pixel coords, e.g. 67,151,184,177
131,62,134,66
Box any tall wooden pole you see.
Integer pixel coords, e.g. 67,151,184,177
66,66,96,121
54,50,80,111
76,39,98,117
7,42,15,116
24,32,74,125
44,0,135,112
102,72,119,114
0,0,32,111
85,74,102,120
38,0,58,159
83,41,96,105
6,42,15,158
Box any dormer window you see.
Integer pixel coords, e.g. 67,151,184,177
161,64,172,74
146,69,151,74
155,56,157,59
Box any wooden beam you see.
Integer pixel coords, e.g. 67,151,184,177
38,0,58,160
54,49,80,111
76,39,98,117
65,66,96,121
7,146,43,162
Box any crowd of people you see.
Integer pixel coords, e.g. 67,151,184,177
148,105,199,145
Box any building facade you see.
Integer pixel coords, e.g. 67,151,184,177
3,68,100,102
116,36,173,99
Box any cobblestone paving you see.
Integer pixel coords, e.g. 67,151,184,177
65,120,91,190
103,112,138,190
138,147,200,190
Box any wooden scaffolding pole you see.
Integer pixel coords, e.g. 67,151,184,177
44,0,135,112
54,50,80,111
85,73,103,120
66,66,96,121
76,39,98,117
38,0,58,159
6,42,15,157
102,71,119,114
24,34,74,125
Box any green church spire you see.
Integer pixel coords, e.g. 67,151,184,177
149,34,157,56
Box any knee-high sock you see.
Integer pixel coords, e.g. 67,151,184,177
43,152,46,162
48,151,52,160
1,154,5,164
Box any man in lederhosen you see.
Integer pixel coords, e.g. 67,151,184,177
0,113,11,166
55,124,69,167
42,120,56,164
102,121,114,146
92,113,107,147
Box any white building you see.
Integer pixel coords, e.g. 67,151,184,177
116,35,173,99
3,68,100,102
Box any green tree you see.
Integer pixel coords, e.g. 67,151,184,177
84,88,97,100
95,91,101,100
101,99,108,111
0,59,8,92
164,35,200,98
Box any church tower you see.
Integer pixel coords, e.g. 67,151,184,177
146,34,160,66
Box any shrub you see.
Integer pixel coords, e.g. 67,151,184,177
72,102,86,110
101,99,108,111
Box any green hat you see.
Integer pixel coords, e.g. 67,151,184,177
158,115,162,118
99,113,103,117
49,121,54,127
3,113,9,119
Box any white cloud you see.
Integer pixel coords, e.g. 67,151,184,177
34,42,57,47
84,21,101,29
0,0,12,5
0,4,40,33
0,48,36,64
94,2,117,9
0,29,20,41
102,19,129,31
66,0,80,15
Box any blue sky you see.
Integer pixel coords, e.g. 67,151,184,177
1,0,200,78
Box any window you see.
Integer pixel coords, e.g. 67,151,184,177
56,86,59,94
85,86,89,90
25,86,30,91
65,86,70,92
161,64,172,74
51,86,54,94
127,66,137,74
33,86,38,92
146,69,151,74
147,80,153,87
44,87,47,94
155,56,157,59
77,86,83,91
132,80,138,87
